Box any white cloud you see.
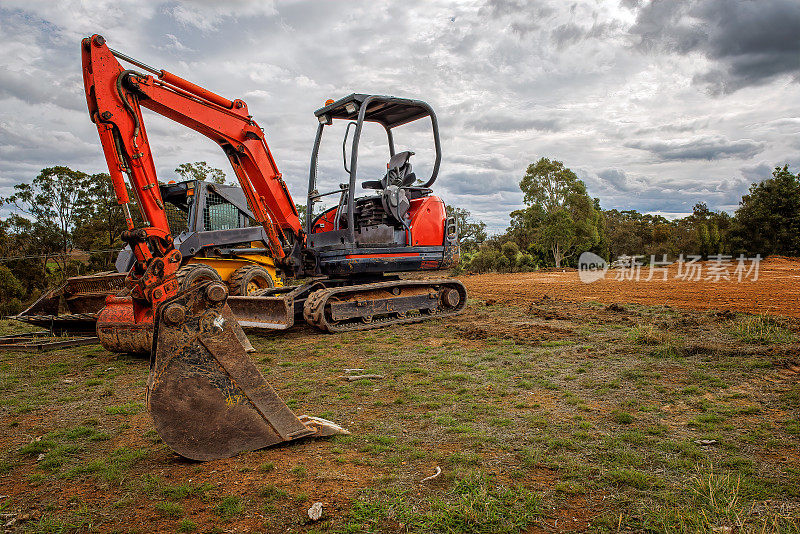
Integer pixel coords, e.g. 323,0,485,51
163,33,195,52
168,1,277,32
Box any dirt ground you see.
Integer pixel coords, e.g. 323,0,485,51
463,256,800,317
0,262,798,533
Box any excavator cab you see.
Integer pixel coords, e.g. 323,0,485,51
305,94,459,276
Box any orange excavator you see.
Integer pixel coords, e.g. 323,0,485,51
81,35,466,460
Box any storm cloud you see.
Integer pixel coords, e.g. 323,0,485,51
629,0,800,94
0,0,798,232
625,136,765,161
597,168,638,192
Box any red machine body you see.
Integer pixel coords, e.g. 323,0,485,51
78,35,466,461
312,196,448,246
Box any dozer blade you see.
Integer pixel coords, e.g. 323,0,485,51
148,281,347,461
226,294,294,330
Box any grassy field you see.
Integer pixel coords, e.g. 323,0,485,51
0,295,799,533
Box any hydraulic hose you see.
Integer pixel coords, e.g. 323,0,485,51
116,69,145,150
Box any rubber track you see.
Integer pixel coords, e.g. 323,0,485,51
303,279,467,333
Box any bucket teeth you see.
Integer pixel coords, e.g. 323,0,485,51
148,281,347,461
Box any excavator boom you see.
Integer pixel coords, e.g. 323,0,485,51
82,35,300,266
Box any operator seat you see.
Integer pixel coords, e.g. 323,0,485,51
361,151,415,224
362,151,417,189
385,151,417,187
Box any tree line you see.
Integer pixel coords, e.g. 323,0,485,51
454,159,800,274
0,162,222,316
1,158,798,314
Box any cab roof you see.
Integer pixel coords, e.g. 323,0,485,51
314,94,433,129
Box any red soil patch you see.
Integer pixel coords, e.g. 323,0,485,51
462,256,800,317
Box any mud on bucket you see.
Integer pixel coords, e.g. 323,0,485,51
147,281,347,461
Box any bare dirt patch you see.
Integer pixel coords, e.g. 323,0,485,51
462,256,800,317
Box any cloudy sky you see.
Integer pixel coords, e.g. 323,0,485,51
1,0,799,232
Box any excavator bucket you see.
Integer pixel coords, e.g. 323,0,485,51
148,281,347,461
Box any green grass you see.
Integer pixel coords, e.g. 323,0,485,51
611,410,634,424
214,495,243,521
2,298,799,533
629,325,670,345
338,471,541,534
637,463,759,532
730,315,795,344
177,518,197,532
62,447,147,483
650,343,682,358
447,451,482,466
61,426,110,441
554,480,587,494
688,413,726,431
162,482,214,500
605,468,660,490
290,465,307,477
105,402,144,415
258,461,275,472
258,484,288,501
25,507,96,533
18,426,116,474
154,501,184,518
0,459,13,474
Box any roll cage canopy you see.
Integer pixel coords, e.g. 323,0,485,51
314,93,434,129
307,94,442,241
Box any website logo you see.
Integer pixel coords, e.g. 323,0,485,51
578,252,608,283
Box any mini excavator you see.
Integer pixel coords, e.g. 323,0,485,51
81,35,466,460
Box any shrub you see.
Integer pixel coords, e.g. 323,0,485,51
517,253,536,270
495,254,511,272
467,246,500,273
0,265,24,316
501,241,520,270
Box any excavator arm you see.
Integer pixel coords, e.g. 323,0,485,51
81,34,302,294
81,35,345,460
